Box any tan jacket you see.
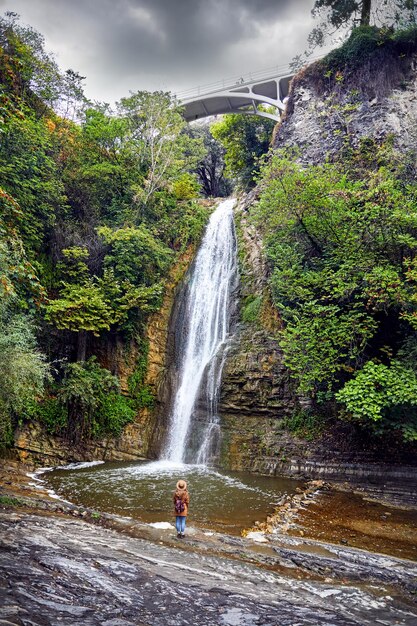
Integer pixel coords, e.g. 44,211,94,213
173,488,189,517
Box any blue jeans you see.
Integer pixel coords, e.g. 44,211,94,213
175,516,186,534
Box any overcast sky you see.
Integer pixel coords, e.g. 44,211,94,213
1,0,317,104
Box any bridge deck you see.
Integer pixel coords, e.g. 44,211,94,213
178,58,321,122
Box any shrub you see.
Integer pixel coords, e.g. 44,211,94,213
283,411,328,441
241,295,263,324
172,173,200,200
128,340,155,410
320,24,417,71
94,392,136,437
0,312,49,449
336,361,417,441
57,357,134,441
24,397,67,434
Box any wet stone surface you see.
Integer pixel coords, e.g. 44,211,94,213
1,512,417,626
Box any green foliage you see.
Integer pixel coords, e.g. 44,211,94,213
45,280,118,335
241,295,263,324
45,243,166,336
0,15,68,253
283,411,328,441
172,173,200,200
320,23,417,71
158,199,210,252
24,396,67,434
99,225,172,286
25,374,136,439
254,144,417,440
0,188,46,310
279,304,377,394
0,12,63,108
0,107,67,252
128,339,155,410
336,361,417,441
0,311,49,448
95,392,136,437
0,495,23,506
0,191,50,448
211,114,274,188
57,357,135,441
118,90,205,210
58,247,90,283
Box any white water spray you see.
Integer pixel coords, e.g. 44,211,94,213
163,198,237,463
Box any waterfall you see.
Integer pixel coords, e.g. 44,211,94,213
163,198,238,464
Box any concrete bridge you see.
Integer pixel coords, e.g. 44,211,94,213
178,63,295,123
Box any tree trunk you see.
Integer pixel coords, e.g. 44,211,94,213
76,330,87,362
360,0,372,25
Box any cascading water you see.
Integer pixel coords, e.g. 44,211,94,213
163,198,238,464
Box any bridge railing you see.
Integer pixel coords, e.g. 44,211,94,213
176,56,324,102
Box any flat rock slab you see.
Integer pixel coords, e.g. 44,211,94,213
1,513,416,626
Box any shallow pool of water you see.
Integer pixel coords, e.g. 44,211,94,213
43,460,303,534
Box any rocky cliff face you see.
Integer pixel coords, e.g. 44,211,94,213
273,47,417,163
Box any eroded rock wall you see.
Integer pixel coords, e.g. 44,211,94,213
273,49,417,163
217,195,304,473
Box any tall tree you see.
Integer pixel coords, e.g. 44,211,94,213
118,91,205,212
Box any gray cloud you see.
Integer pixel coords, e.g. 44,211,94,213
2,0,316,103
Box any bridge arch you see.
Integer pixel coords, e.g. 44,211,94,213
179,68,293,123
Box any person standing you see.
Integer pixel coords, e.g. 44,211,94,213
173,479,189,538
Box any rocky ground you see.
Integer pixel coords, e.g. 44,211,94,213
1,461,417,625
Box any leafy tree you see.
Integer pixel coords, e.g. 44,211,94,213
0,12,62,108
211,114,274,189
118,91,205,211
45,263,163,360
58,107,135,226
172,172,201,200
188,125,232,197
98,225,172,286
336,361,417,441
